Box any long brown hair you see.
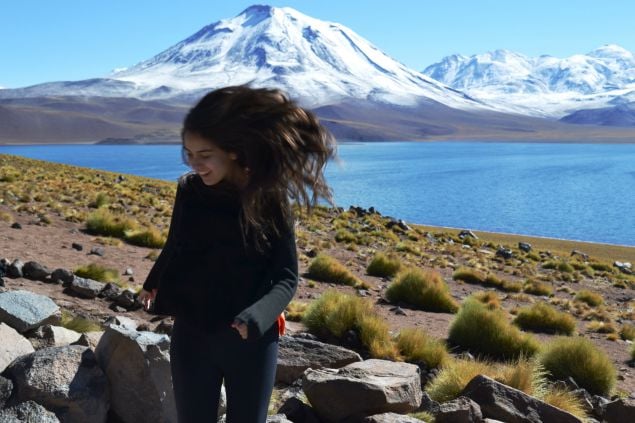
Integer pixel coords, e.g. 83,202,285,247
181,85,336,249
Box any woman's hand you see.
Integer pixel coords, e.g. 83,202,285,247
138,288,158,311
231,320,248,340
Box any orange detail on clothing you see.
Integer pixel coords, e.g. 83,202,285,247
277,313,286,336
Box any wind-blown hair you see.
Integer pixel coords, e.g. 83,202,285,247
181,85,336,249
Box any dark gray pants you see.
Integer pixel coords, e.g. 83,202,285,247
170,317,279,422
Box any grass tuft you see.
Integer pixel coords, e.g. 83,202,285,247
60,309,102,333
366,252,402,278
86,208,138,238
307,254,365,288
539,336,616,396
523,279,553,296
574,289,604,307
125,227,166,248
386,268,458,313
513,302,576,335
74,263,119,284
285,301,309,322
448,298,540,360
395,328,449,369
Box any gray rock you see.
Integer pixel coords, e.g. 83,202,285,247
103,315,139,331
362,412,427,422
3,345,109,423
459,230,478,240
71,243,83,251
303,359,422,421
0,400,61,422
26,325,82,350
518,242,532,253
495,247,513,260
89,246,105,256
154,320,174,336
434,396,482,423
0,290,60,333
71,331,104,350
115,289,142,310
570,250,589,261
0,375,13,409
99,282,121,300
277,396,321,423
8,259,24,278
266,415,293,423
614,261,633,275
602,398,635,423
22,261,51,281
94,324,176,423
0,322,36,372
69,276,106,299
277,335,363,384
461,375,581,423
50,268,73,285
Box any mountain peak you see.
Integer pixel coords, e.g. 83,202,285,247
588,44,633,60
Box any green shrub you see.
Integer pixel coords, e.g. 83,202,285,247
302,290,397,359
523,279,553,296
574,290,604,307
60,310,102,333
513,302,576,335
125,228,166,248
74,263,119,284
334,229,357,244
307,254,364,288
539,336,616,396
86,208,138,238
285,301,309,322
91,192,110,208
472,291,501,310
448,298,540,360
541,387,589,420
386,268,458,313
395,328,449,369
367,252,402,278
589,262,613,272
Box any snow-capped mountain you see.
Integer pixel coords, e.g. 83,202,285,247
0,5,483,111
423,45,635,117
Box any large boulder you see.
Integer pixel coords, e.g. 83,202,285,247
3,345,109,423
94,324,176,423
0,375,13,408
434,396,482,423
362,412,427,422
601,398,635,423
303,359,422,421
0,322,35,372
22,261,51,281
461,375,581,423
0,290,60,333
276,335,363,384
0,400,61,422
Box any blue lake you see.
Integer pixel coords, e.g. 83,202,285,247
1,142,634,246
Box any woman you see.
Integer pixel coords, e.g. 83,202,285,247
138,85,335,422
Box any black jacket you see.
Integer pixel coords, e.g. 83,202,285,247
143,174,298,340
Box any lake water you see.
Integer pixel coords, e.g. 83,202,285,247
1,142,634,246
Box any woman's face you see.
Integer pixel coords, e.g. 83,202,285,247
182,132,240,186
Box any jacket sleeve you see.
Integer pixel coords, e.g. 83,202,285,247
234,219,298,339
142,184,183,291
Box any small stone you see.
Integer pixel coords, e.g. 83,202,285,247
124,268,133,276
71,242,84,251
89,246,105,256
10,222,22,229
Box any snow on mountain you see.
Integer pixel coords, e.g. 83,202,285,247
103,5,482,109
423,45,635,117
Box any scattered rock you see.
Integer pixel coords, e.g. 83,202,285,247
0,290,60,333
115,289,142,310
99,282,121,300
461,375,581,423
10,222,22,229
277,396,321,423
601,397,635,423
614,261,632,275
0,400,61,422
495,247,513,260
4,345,109,423
276,335,362,384
303,359,422,421
25,324,82,350
89,246,105,256
434,396,483,423
8,259,24,278
0,375,13,409
94,324,175,423
123,268,133,276
390,306,408,316
518,242,532,253
459,230,478,240
104,315,139,331
69,276,106,299
571,250,589,261
71,243,83,251
50,268,73,285
154,320,174,336
71,331,104,350
362,412,426,422
22,261,51,281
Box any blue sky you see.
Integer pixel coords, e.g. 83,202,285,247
1,0,634,88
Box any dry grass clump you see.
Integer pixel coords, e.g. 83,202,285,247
448,298,540,360
307,254,365,288
540,387,588,420
366,252,402,278
125,228,167,248
386,268,459,313
586,321,617,334
574,289,604,307
86,208,138,238
395,328,449,369
0,211,13,223
452,267,486,284
513,302,576,335
285,301,309,322
74,263,119,284
302,290,397,359
631,344,635,361
539,336,616,396
523,279,553,296
619,323,635,341
472,291,501,310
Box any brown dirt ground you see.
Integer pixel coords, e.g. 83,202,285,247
1,206,634,397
